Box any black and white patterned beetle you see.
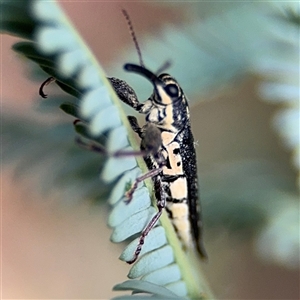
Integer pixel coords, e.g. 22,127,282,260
107,10,208,264
108,63,207,263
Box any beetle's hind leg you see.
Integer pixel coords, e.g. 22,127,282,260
127,176,166,264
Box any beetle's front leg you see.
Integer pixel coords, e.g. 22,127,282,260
108,77,151,114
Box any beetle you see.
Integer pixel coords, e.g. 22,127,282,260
108,62,207,263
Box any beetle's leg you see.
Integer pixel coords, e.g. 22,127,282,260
125,151,165,203
108,77,143,110
77,134,164,206
108,77,152,113
127,176,166,264
124,166,163,203
124,123,164,203
76,136,148,158
127,116,143,138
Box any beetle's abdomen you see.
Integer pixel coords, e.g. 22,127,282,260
165,181,193,250
161,134,193,250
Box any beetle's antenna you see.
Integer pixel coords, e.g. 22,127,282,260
121,9,145,68
155,60,172,75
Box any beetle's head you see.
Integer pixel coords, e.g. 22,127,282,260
124,64,183,106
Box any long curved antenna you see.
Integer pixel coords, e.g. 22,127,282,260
121,9,145,68
124,63,161,84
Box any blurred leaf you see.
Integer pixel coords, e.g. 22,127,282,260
60,102,80,118
113,280,181,298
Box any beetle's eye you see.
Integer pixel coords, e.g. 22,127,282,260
165,84,180,98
